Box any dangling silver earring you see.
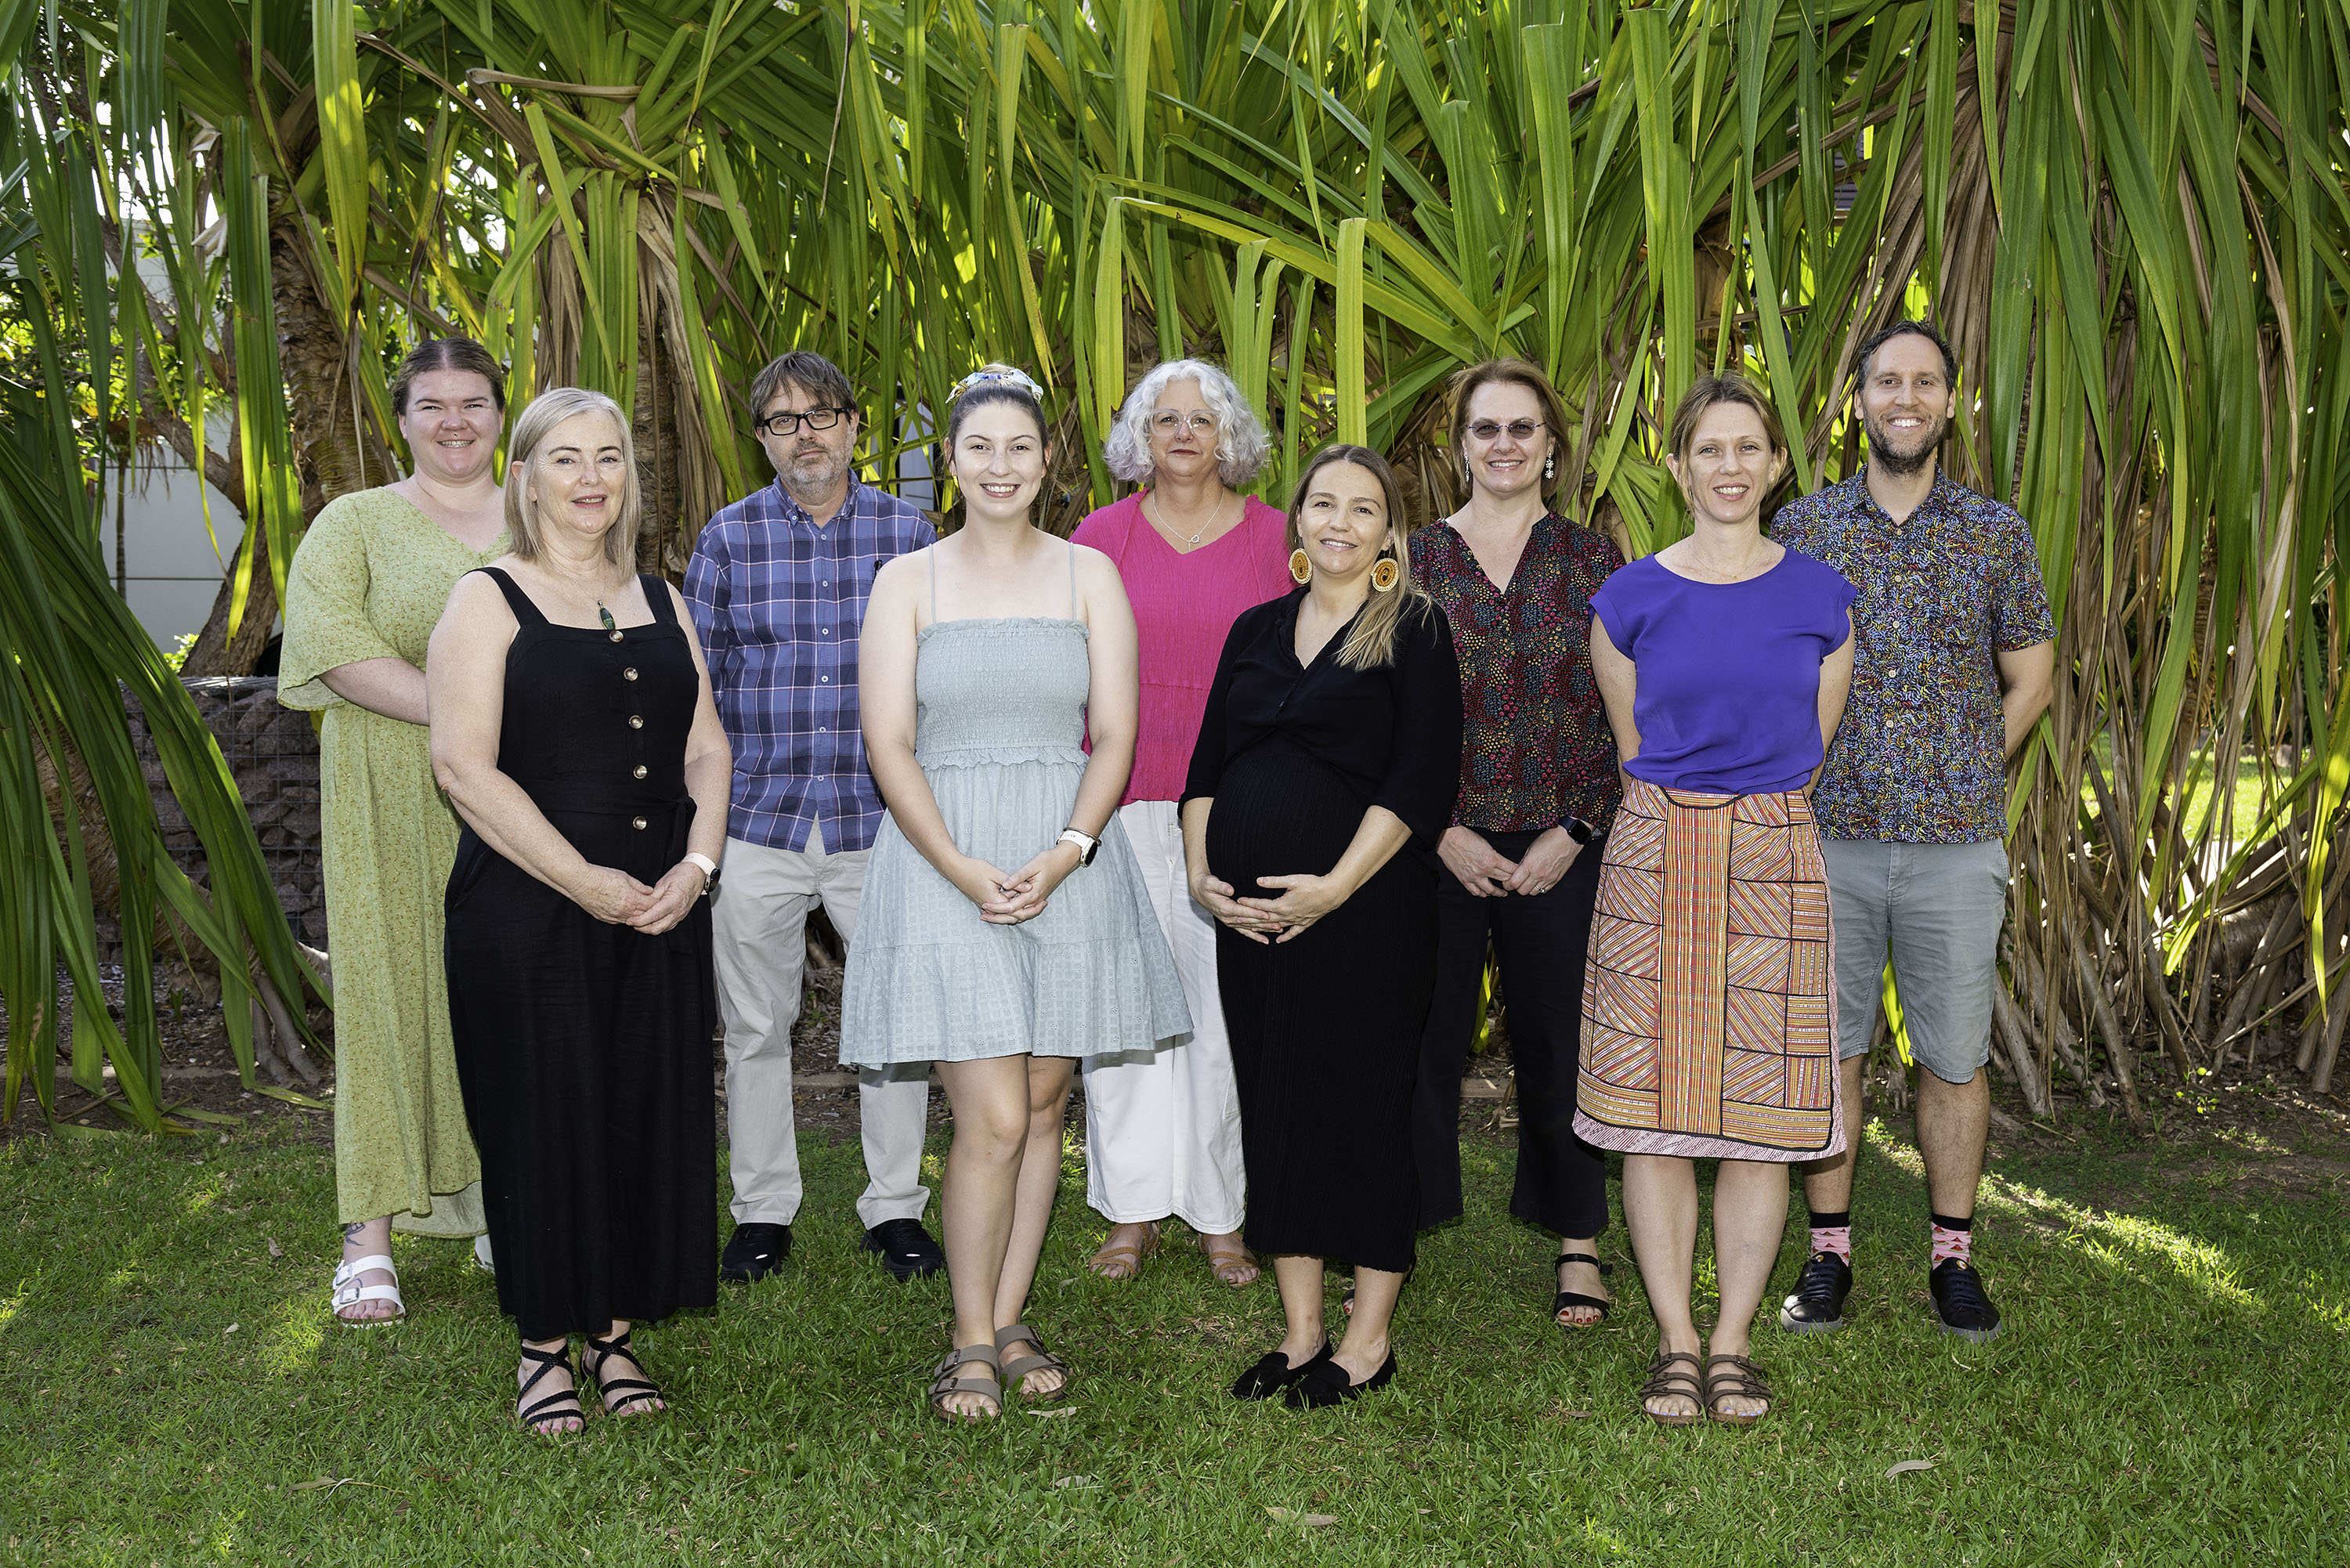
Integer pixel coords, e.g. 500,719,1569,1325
1461,459,1473,489
1543,451,1556,481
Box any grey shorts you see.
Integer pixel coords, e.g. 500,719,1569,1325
1819,838,2012,1084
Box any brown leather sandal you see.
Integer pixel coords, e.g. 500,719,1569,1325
1702,1353,1774,1426
927,1343,1002,1422
1638,1350,1705,1427
994,1322,1072,1403
1200,1233,1260,1286
1086,1221,1160,1280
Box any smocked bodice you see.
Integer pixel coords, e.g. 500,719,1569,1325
913,617,1090,766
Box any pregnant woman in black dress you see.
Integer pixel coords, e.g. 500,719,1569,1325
428,388,732,1433
1181,444,1462,1408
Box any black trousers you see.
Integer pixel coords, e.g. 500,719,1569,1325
1412,827,1610,1238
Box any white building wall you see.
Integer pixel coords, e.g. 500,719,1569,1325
107,446,245,652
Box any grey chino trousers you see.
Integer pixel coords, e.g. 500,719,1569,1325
710,827,932,1230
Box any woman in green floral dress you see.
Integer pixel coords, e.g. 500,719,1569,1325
278,338,512,1322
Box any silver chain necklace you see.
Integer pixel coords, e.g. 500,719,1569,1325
1152,490,1230,548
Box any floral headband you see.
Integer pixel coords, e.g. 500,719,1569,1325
948,367,1047,403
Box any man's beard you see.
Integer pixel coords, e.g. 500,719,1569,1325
1864,412,1944,477
782,446,847,502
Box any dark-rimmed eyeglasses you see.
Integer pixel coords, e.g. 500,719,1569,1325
1466,419,1545,443
758,406,853,437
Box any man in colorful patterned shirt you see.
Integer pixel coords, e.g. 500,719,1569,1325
685,351,945,1286
1770,321,2054,1343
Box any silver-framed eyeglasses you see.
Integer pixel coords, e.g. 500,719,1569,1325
1150,410,1220,437
1466,419,1545,443
759,406,852,437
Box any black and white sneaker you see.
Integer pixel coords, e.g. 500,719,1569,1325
862,1218,945,1281
1929,1258,2002,1342
1778,1250,1853,1333
720,1222,792,1284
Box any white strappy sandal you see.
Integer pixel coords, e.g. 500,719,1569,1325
330,1254,406,1324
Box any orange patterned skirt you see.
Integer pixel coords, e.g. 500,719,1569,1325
1571,777,1844,1162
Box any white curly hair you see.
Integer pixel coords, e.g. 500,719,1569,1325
1101,359,1272,488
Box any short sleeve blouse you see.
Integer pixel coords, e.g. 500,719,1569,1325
1071,493,1294,804
1589,548,1857,796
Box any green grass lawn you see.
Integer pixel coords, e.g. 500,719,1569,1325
2,1110,2343,1566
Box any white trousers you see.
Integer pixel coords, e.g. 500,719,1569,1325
1080,799,1246,1233
710,828,932,1230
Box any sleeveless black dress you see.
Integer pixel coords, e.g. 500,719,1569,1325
444,569,717,1342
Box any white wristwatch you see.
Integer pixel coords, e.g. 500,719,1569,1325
684,851,720,898
1057,829,1101,867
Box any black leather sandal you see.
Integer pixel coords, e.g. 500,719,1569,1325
582,1328,666,1418
1701,1353,1774,1427
1638,1350,1705,1427
1553,1252,1615,1327
516,1341,585,1435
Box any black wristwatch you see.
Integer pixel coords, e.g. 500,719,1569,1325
1560,816,1601,846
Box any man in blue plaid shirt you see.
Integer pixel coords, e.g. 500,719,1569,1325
685,351,944,1285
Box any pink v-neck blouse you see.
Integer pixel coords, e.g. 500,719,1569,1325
1073,491,1296,805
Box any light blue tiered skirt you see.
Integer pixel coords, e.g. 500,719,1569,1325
841,618,1190,1065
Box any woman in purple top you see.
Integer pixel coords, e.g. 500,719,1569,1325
1579,376,1855,1429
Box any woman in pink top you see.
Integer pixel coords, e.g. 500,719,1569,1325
1073,359,1294,1287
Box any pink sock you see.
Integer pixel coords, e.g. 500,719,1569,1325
1930,1214,1972,1266
1807,1210,1850,1260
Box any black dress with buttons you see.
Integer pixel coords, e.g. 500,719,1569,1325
444,568,717,1342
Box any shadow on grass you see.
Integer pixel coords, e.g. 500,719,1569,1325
0,1112,2342,1566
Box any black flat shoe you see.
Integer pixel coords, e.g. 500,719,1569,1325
862,1218,945,1281
1929,1258,2003,1342
1230,1341,1332,1401
720,1222,792,1284
1553,1252,1615,1328
1778,1249,1853,1333
1282,1350,1396,1410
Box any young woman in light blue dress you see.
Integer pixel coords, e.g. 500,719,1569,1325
844,365,1189,1422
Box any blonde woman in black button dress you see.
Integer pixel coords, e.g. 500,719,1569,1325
428,388,732,1433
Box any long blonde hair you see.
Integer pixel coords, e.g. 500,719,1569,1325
1285,443,1433,670
504,388,641,571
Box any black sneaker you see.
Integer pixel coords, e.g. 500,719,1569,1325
1929,1258,2002,1342
861,1218,945,1281
1777,1250,1853,1333
720,1222,792,1284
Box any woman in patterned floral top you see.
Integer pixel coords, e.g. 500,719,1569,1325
1411,359,1625,1330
